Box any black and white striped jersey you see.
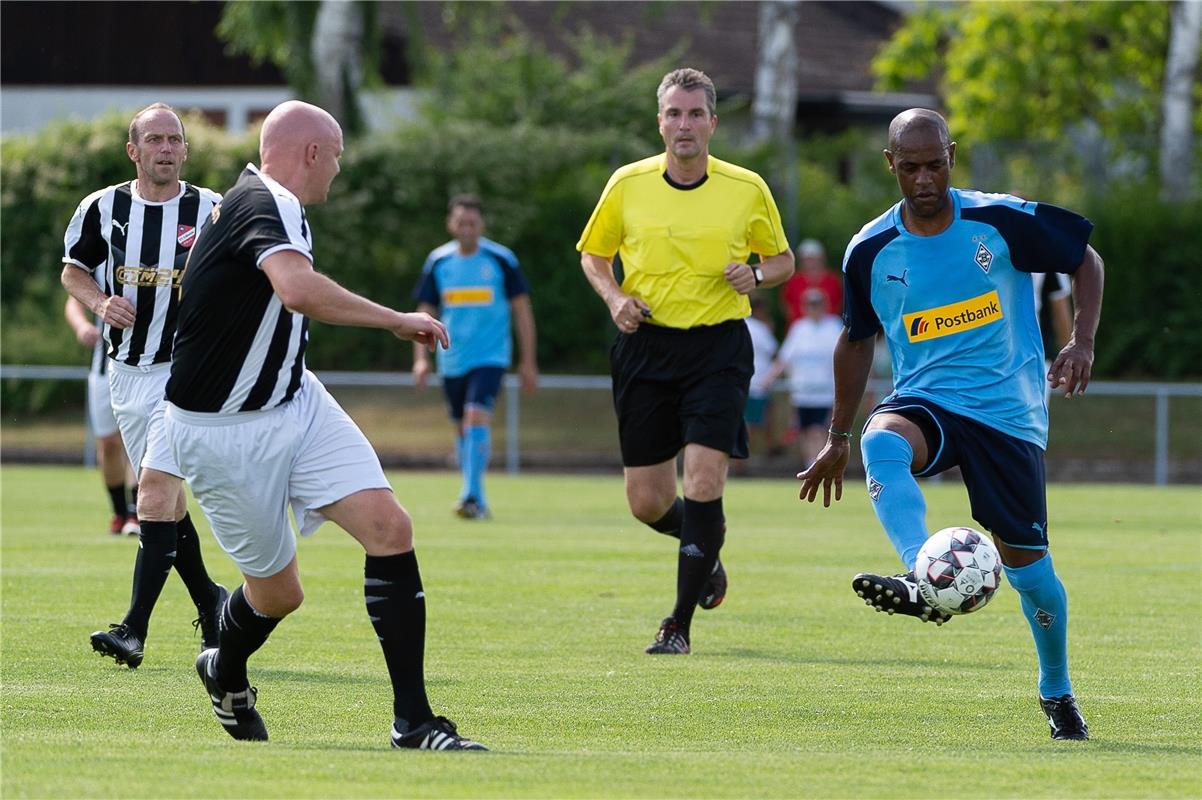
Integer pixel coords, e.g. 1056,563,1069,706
63,181,222,367
167,164,313,414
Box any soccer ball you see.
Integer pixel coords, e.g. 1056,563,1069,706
914,527,1002,615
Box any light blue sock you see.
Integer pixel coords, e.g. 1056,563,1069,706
455,434,469,501
1004,552,1072,698
465,425,491,506
861,429,928,571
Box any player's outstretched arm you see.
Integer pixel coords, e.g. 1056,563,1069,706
1048,245,1104,398
262,250,449,351
510,294,539,394
797,329,874,507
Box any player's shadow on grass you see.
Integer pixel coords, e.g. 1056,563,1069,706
710,647,991,670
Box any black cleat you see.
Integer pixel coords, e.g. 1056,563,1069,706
851,572,953,625
193,583,229,651
391,716,488,751
454,498,491,520
645,617,690,655
1040,694,1089,740
90,623,144,668
196,649,268,741
698,558,727,610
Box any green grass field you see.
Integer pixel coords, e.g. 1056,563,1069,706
2,466,1200,798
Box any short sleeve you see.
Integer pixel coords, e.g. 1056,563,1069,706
842,244,882,342
746,177,789,257
963,202,1092,275
576,172,625,257
63,196,107,271
414,254,441,307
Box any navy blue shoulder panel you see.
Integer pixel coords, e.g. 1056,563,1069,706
961,203,1092,274
842,226,900,341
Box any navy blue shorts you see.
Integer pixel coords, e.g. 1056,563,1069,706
795,406,831,429
867,396,1049,550
442,366,505,421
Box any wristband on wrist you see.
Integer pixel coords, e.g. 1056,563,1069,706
828,428,852,440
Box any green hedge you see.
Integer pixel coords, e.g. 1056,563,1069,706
2,114,1200,414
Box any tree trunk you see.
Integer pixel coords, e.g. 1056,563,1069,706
312,0,365,131
1159,0,1202,202
751,0,801,143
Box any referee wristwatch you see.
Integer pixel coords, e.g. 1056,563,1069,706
751,265,764,286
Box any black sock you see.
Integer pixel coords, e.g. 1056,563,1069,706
121,520,178,639
127,484,138,517
365,550,434,729
173,513,218,608
646,497,684,539
215,585,280,692
106,484,127,517
671,497,726,635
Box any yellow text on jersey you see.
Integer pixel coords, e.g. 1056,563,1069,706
116,266,184,289
443,287,495,307
903,290,1003,342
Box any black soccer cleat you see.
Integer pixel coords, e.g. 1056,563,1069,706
391,716,488,751
851,572,953,625
193,583,229,651
196,648,268,741
454,498,491,520
698,557,727,610
90,623,145,669
1039,694,1089,740
645,617,690,655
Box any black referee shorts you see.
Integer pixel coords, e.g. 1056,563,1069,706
610,320,752,467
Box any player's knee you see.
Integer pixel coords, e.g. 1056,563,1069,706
626,487,674,524
135,471,179,521
255,585,304,617
372,505,415,553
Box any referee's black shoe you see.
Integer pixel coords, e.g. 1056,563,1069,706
645,617,690,655
193,583,229,651
196,648,268,741
90,623,144,669
698,558,727,610
1039,694,1089,740
391,716,488,751
851,572,952,625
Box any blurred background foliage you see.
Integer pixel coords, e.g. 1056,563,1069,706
3,8,1200,414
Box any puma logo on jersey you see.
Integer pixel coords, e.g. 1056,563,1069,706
886,269,909,286
111,219,129,236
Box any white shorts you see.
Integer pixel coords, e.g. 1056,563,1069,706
88,371,119,438
156,372,391,578
108,361,178,474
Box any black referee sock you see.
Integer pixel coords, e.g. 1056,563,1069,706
106,484,127,518
173,513,219,609
215,585,280,692
646,497,684,539
671,497,726,635
365,550,435,729
121,520,177,639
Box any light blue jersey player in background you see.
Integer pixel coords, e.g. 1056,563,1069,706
413,195,538,519
798,109,1104,741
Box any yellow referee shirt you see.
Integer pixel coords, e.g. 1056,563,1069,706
577,153,788,329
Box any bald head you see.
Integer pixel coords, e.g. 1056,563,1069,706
260,100,342,162
888,108,951,151
259,101,344,205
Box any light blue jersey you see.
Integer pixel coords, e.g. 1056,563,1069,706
842,188,1092,448
415,237,529,378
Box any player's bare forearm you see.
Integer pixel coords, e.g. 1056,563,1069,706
796,330,873,506
511,295,539,392
581,252,651,330
62,264,134,328
1049,246,1103,397
1068,246,1103,350
828,330,875,434
756,249,796,289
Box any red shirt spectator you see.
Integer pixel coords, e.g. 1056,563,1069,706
781,238,842,324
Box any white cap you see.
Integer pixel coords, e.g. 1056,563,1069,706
799,239,825,258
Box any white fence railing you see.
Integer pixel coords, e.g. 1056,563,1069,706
2,365,1200,485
